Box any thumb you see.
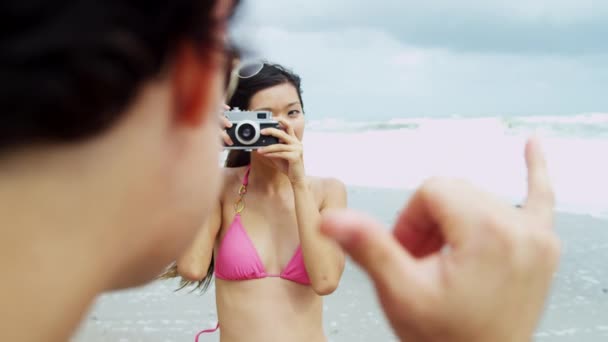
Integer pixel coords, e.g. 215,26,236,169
320,209,419,301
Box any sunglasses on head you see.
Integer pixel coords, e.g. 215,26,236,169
224,56,265,103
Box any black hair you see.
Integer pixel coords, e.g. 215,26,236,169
0,0,239,152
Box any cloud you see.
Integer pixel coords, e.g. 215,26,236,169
238,0,608,55
228,1,608,119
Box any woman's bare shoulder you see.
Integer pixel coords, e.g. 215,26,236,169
307,176,347,198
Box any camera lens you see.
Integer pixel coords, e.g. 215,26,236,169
236,123,255,141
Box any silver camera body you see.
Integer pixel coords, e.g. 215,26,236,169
224,109,280,151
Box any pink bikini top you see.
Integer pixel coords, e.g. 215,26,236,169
196,167,312,341
213,166,311,286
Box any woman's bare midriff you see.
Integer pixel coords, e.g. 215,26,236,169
214,278,327,342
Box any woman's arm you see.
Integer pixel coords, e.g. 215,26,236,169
176,202,222,281
257,118,346,295
292,177,346,295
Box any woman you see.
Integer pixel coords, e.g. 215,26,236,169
162,61,347,342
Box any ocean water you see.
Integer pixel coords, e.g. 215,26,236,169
298,112,608,219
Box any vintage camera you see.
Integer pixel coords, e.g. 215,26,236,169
224,109,280,150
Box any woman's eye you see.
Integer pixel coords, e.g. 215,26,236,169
288,110,300,116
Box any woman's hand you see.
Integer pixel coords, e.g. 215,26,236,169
220,104,233,149
256,118,305,184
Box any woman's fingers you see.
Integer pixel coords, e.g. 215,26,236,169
260,151,298,161
261,127,297,144
222,131,233,146
219,105,233,146
275,117,296,137
221,116,232,129
257,144,296,154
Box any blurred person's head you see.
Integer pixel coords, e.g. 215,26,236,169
0,0,240,289
225,62,305,168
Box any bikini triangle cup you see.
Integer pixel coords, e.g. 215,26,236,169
196,166,311,340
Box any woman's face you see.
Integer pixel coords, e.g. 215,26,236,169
248,82,305,141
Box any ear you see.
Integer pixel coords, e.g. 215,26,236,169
172,41,218,127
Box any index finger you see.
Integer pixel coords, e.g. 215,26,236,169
276,117,296,137
221,116,232,128
523,137,555,220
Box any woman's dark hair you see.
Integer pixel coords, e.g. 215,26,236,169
159,62,305,293
0,0,239,152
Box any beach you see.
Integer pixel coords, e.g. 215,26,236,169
72,186,608,342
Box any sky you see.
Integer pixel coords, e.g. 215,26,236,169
230,0,608,120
